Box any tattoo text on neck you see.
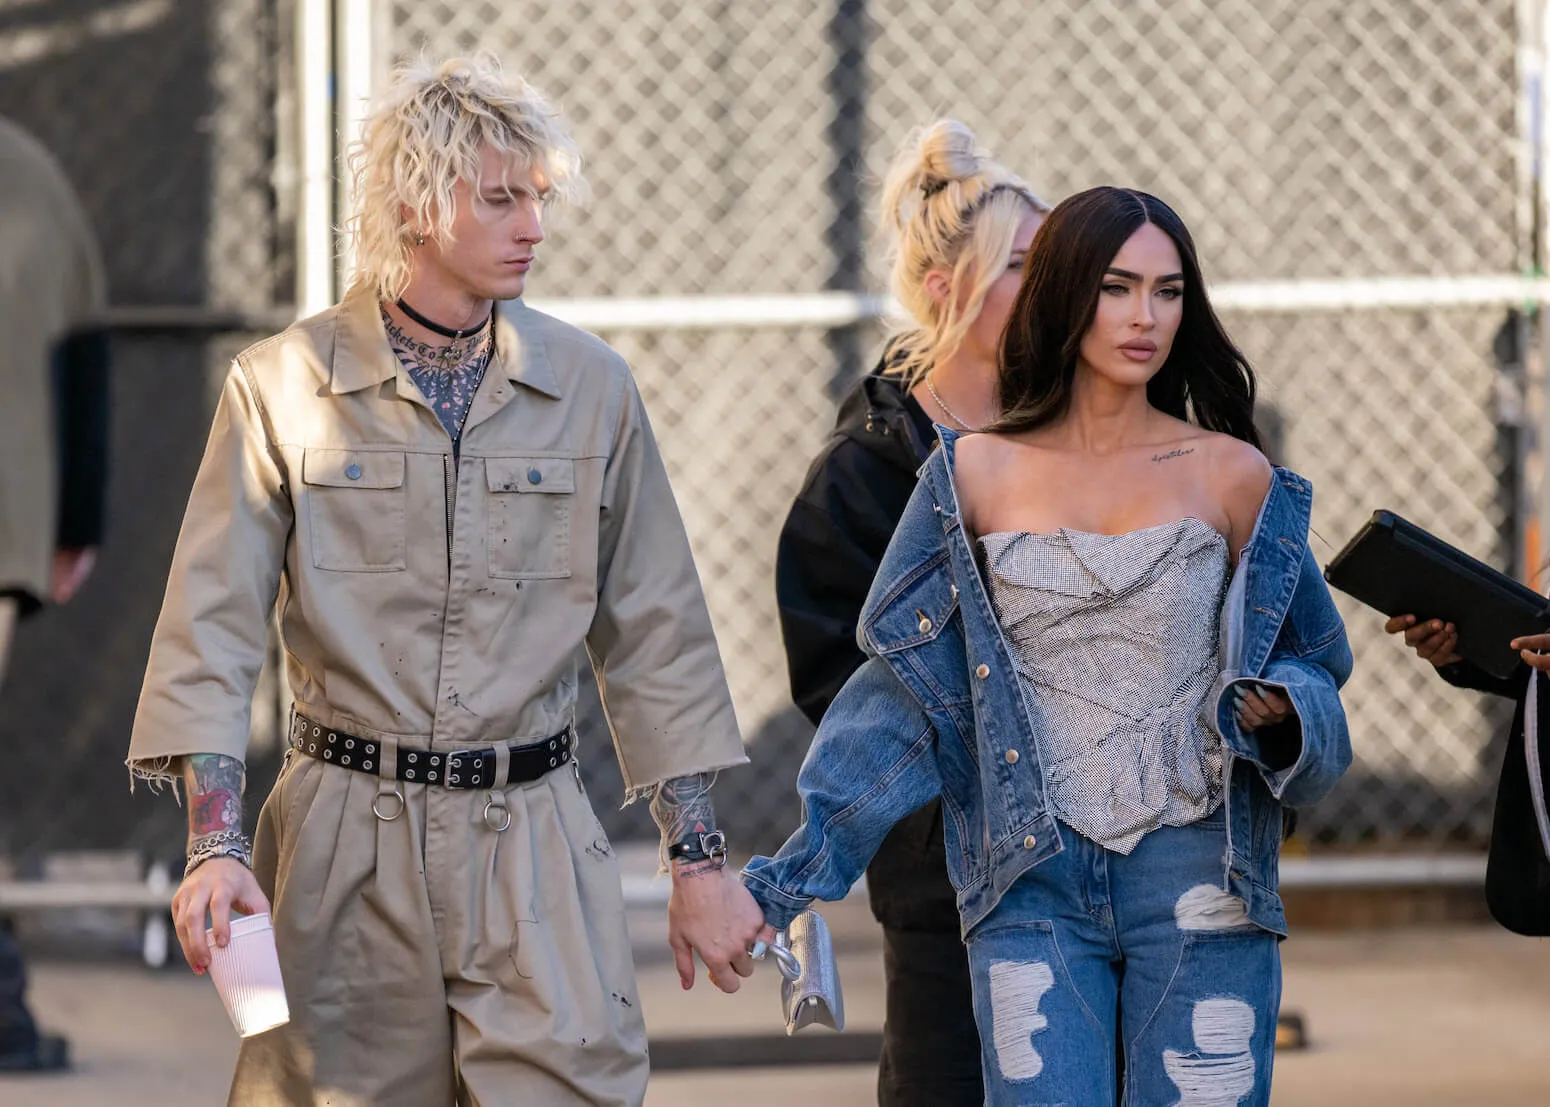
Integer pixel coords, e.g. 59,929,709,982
1151,447,1196,463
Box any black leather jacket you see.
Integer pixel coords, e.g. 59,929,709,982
774,354,959,931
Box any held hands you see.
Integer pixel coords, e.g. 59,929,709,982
171,858,270,974
666,860,775,994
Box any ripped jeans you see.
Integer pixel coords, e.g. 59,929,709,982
965,809,1279,1106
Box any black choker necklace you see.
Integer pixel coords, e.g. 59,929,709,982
395,298,491,341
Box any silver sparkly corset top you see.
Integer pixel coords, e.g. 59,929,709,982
979,517,1230,854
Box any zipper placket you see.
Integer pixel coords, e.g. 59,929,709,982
442,453,456,572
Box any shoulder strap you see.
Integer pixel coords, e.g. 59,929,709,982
1525,669,1550,860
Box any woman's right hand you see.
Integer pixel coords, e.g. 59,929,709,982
1384,614,1461,668
172,858,271,974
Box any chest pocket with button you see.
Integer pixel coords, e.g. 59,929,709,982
301,448,407,572
485,456,575,579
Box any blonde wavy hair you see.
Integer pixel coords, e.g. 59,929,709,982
880,120,1048,386
346,54,588,301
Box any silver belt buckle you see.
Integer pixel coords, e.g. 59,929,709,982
444,749,477,786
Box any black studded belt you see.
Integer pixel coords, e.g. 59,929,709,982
289,712,572,789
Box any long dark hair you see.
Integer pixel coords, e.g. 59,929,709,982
995,186,1260,448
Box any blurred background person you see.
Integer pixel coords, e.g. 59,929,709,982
0,112,111,1073
776,119,1048,1105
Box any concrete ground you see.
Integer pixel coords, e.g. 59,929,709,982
3,901,1549,1106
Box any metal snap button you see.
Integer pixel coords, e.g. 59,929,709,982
976,664,990,679
1024,835,1037,849
1004,749,1019,764
346,463,362,480
528,467,543,485
918,616,933,634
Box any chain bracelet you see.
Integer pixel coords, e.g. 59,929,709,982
184,828,253,879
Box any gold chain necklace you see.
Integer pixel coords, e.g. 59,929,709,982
924,373,980,432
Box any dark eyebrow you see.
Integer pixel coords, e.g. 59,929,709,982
1105,267,1185,283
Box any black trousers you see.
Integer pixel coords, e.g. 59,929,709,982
876,925,984,1107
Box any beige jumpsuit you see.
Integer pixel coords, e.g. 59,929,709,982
127,287,747,1105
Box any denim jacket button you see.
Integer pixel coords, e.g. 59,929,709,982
1023,835,1037,849
976,664,990,679
918,616,933,634
1004,749,1019,764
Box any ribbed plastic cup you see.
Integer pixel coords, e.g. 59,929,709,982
204,912,290,1038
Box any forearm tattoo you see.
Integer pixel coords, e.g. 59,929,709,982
184,754,245,845
650,772,720,876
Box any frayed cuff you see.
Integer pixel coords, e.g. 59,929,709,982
126,756,183,803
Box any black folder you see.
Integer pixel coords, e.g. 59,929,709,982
1324,510,1550,679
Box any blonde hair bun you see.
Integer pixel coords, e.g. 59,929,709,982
914,120,985,194
878,120,1049,385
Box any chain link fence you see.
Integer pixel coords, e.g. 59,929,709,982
389,0,1527,852
0,1,1528,863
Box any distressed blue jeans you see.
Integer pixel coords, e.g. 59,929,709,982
966,810,1280,1106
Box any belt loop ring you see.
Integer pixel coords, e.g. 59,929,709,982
373,735,403,821
482,793,512,833
373,786,405,822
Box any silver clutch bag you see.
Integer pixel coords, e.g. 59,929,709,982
762,909,845,1035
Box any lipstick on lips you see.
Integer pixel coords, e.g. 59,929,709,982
1119,339,1157,362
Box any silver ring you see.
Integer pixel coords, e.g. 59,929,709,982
482,796,512,833
371,787,405,822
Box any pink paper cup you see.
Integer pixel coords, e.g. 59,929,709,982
205,912,290,1038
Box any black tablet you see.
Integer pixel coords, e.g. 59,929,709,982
1324,510,1550,679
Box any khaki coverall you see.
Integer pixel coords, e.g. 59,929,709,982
127,286,747,1105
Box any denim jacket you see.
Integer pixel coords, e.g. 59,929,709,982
743,429,1353,938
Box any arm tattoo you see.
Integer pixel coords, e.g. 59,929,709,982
650,772,719,875
184,754,245,844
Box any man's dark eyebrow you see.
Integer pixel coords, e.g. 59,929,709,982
1105,267,1185,282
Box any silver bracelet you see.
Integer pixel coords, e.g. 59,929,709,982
184,829,253,879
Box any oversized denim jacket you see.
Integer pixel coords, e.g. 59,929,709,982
743,429,1353,938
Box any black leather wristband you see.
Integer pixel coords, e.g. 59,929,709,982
667,830,728,865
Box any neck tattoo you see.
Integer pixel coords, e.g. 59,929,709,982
381,304,493,373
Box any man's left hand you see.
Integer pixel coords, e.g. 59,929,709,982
667,862,771,994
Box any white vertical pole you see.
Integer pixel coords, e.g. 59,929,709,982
334,0,377,295
296,0,334,317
